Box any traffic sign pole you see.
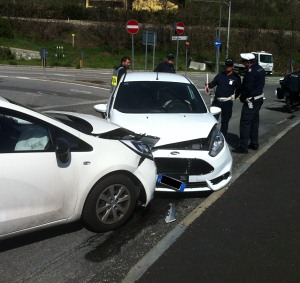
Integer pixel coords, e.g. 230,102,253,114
214,36,222,74
174,21,185,72
185,39,189,76
176,38,179,72
126,19,140,71
131,34,135,71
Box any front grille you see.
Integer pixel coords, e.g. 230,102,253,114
154,157,214,175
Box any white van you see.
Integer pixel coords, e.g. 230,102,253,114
251,51,274,75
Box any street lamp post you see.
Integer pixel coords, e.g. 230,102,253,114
194,0,231,61
225,1,231,59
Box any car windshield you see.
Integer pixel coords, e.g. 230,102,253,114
260,54,273,63
114,81,207,114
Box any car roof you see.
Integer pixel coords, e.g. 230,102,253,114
123,72,191,83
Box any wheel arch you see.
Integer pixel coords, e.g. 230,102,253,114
83,170,146,211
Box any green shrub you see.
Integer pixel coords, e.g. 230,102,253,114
0,46,15,60
0,18,14,38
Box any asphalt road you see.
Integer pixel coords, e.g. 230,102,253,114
0,66,298,283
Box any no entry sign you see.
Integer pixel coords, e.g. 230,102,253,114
185,38,190,49
176,21,185,35
127,19,140,35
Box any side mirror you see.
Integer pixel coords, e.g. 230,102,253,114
55,138,70,163
94,104,107,119
210,106,221,120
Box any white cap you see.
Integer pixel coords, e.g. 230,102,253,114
240,53,255,61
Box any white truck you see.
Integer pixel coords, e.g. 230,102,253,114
234,51,274,75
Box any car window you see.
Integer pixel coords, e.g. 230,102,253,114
0,111,52,153
52,127,93,152
260,54,273,63
114,81,207,114
0,108,93,153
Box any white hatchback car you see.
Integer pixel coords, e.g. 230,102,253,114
94,72,233,192
0,96,158,239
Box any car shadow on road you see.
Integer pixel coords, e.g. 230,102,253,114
265,99,288,113
0,222,83,252
155,191,212,200
84,191,213,263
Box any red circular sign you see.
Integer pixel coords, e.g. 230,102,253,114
126,19,140,35
185,38,190,49
176,21,185,35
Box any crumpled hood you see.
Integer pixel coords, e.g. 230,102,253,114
44,110,120,134
111,111,217,146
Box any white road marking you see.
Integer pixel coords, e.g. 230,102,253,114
53,74,72,77
0,75,110,90
35,99,108,110
16,76,31,79
70,89,92,94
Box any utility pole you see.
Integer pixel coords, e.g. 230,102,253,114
193,0,231,63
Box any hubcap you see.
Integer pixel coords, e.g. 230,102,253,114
96,184,130,224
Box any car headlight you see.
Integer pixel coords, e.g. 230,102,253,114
208,126,224,157
121,140,154,160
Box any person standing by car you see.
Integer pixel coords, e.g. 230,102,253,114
154,54,176,73
207,58,241,138
111,56,131,93
234,53,265,154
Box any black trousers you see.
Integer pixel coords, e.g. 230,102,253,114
239,99,263,150
212,99,233,137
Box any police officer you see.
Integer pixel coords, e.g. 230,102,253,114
234,53,265,154
281,70,300,112
154,54,176,73
111,56,130,93
207,58,241,138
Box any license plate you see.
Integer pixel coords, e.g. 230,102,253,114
157,174,186,192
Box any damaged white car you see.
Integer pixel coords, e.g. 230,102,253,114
94,72,233,192
0,96,158,239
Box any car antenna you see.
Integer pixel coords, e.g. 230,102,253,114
156,72,159,80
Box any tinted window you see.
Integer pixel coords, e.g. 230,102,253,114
52,127,93,152
260,54,273,63
114,81,207,114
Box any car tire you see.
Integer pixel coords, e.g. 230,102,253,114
82,174,138,232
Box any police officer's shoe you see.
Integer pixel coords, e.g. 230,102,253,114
232,146,248,154
248,143,259,150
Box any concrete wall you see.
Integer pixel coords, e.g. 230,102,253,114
10,47,40,60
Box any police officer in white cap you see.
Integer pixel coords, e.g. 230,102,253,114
234,53,265,154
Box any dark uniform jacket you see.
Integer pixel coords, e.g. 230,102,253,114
208,71,241,99
282,71,300,93
239,63,265,102
154,61,175,73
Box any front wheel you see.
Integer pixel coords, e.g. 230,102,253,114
82,174,138,232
